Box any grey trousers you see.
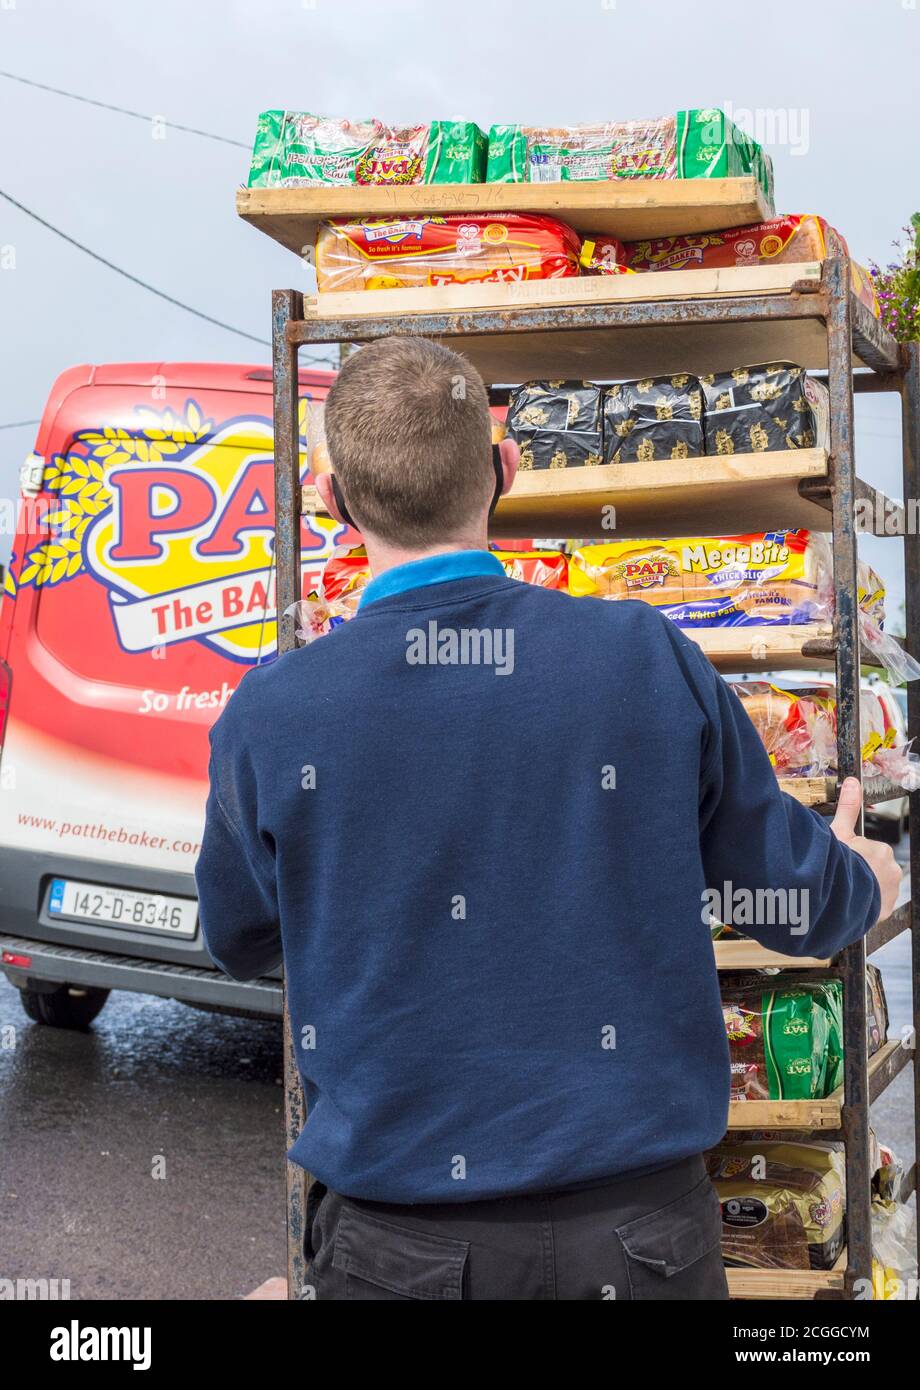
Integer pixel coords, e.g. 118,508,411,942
304,1153,729,1301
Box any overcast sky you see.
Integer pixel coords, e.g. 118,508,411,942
1,0,917,606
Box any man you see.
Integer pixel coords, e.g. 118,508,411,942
197,336,900,1301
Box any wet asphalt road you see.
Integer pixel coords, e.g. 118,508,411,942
0,835,915,1300
0,984,285,1299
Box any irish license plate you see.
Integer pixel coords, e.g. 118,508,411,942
48,878,198,937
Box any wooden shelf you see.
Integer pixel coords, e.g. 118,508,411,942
713,938,831,970
727,1094,840,1131
780,776,907,810
494,450,832,537
304,262,820,321
237,176,771,256
726,1250,846,1300
712,904,911,971
303,449,833,539
303,449,904,546
690,624,835,673
726,1039,906,1131
489,450,833,537
778,776,835,807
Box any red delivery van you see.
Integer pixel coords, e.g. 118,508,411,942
0,361,345,1027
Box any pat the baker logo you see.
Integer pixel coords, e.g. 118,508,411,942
617,556,678,592
85,414,336,663
14,401,340,665
50,1319,151,1371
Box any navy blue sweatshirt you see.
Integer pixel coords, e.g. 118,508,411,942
196,550,879,1204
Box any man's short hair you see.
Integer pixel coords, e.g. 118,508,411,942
323,336,494,546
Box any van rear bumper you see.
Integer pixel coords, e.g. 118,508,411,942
0,843,282,1014
0,934,283,1016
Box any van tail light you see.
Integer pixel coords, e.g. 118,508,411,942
0,660,10,749
2,951,31,968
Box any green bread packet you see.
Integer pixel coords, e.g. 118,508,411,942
675,108,775,210
424,121,488,183
487,111,773,206
486,124,528,183
248,113,487,188
758,148,776,208
486,121,673,183
247,110,378,187
822,989,844,1095
247,110,285,187
762,986,830,1100
813,980,844,1096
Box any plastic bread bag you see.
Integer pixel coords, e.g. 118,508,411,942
871,1135,905,1203
578,235,635,276
732,679,920,789
248,112,487,187
506,382,603,470
284,544,372,643
857,613,920,686
602,375,704,464
588,215,833,274
720,981,836,1101
701,363,829,454
566,529,920,684
579,215,879,316
486,117,678,183
865,964,889,1057
315,212,581,294
302,400,331,478
732,682,839,776
796,533,918,689
568,531,826,625
491,548,569,589
285,544,569,642
706,1141,845,1271
812,538,920,685
485,110,772,200
871,1199,917,1299
249,111,383,187
283,594,339,644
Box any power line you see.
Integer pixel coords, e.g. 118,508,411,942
0,75,338,368
0,69,249,148
0,185,272,346
0,187,339,368
0,419,39,431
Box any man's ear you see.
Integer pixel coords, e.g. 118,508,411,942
315,472,347,527
498,436,519,496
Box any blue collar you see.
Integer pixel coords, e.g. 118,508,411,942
359,550,505,609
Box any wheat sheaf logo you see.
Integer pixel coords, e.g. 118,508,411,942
14,399,339,663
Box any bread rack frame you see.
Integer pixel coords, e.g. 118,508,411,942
269,259,920,1300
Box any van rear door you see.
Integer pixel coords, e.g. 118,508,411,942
0,377,341,882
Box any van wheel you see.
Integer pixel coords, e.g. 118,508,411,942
20,984,110,1029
